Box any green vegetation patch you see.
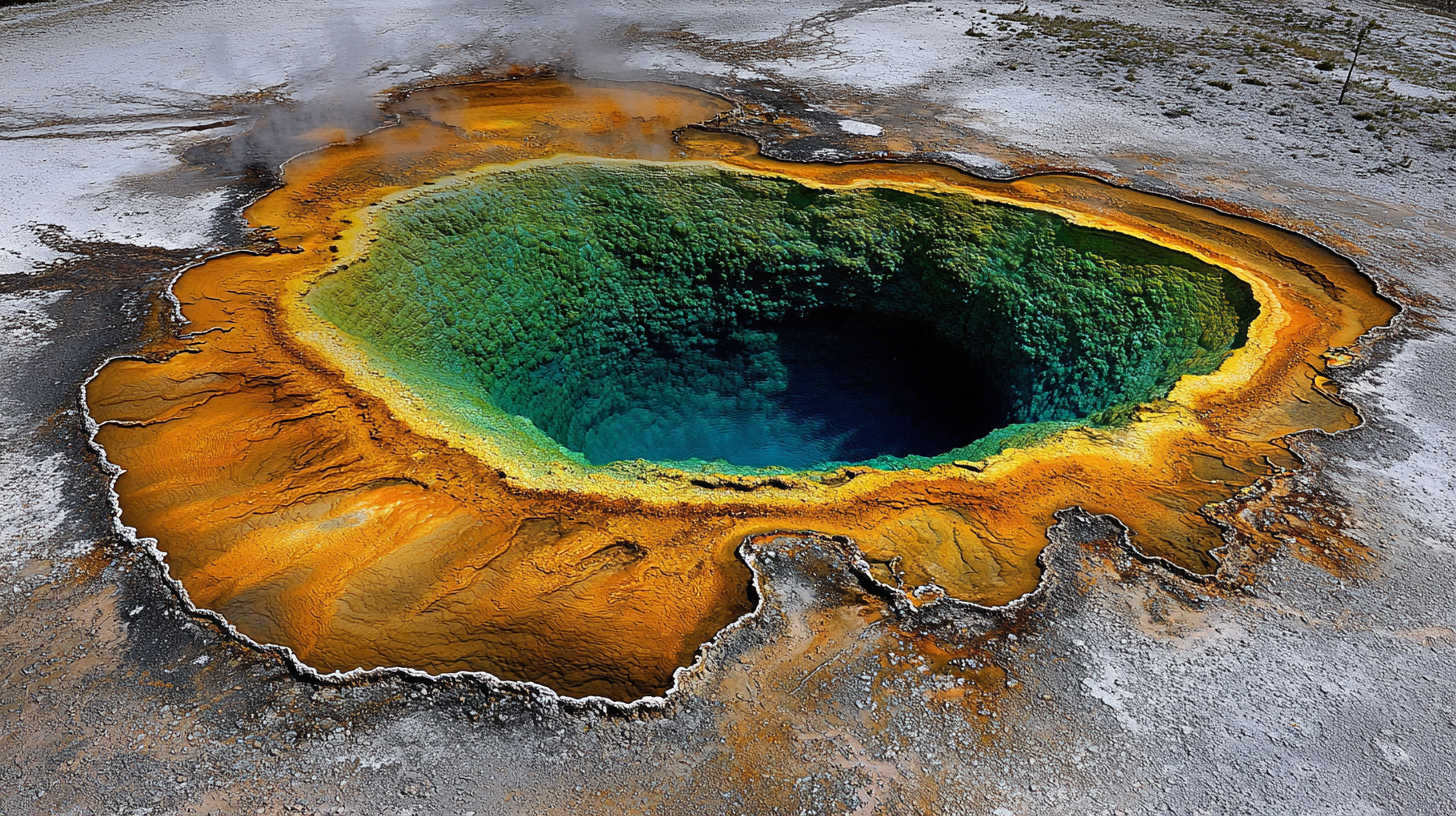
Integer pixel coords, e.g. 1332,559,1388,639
310,161,1256,475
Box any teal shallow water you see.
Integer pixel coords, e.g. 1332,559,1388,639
308,161,1257,474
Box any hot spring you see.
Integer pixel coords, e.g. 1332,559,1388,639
86,76,1392,699
309,161,1257,475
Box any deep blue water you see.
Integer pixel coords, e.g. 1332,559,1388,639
574,309,1012,469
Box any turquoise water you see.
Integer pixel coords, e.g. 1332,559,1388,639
309,162,1257,473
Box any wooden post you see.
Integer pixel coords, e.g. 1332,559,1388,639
1339,22,1376,106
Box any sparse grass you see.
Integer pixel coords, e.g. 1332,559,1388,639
1397,0,1456,15
995,11,1175,68
993,1,1455,146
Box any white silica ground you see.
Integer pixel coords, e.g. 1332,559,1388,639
0,291,84,574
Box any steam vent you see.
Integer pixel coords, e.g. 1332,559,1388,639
86,77,1392,701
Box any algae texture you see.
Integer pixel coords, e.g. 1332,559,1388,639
310,162,1257,473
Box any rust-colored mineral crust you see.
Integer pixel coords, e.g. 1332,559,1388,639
85,77,1394,701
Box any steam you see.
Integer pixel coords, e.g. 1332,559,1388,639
0,1,664,271
495,1,620,71
192,1,639,174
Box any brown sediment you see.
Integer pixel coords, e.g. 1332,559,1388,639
1203,443,1381,585
84,76,1396,701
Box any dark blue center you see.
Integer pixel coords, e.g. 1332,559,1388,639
573,308,1009,469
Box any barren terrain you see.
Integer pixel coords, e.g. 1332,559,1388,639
2,1,1454,814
